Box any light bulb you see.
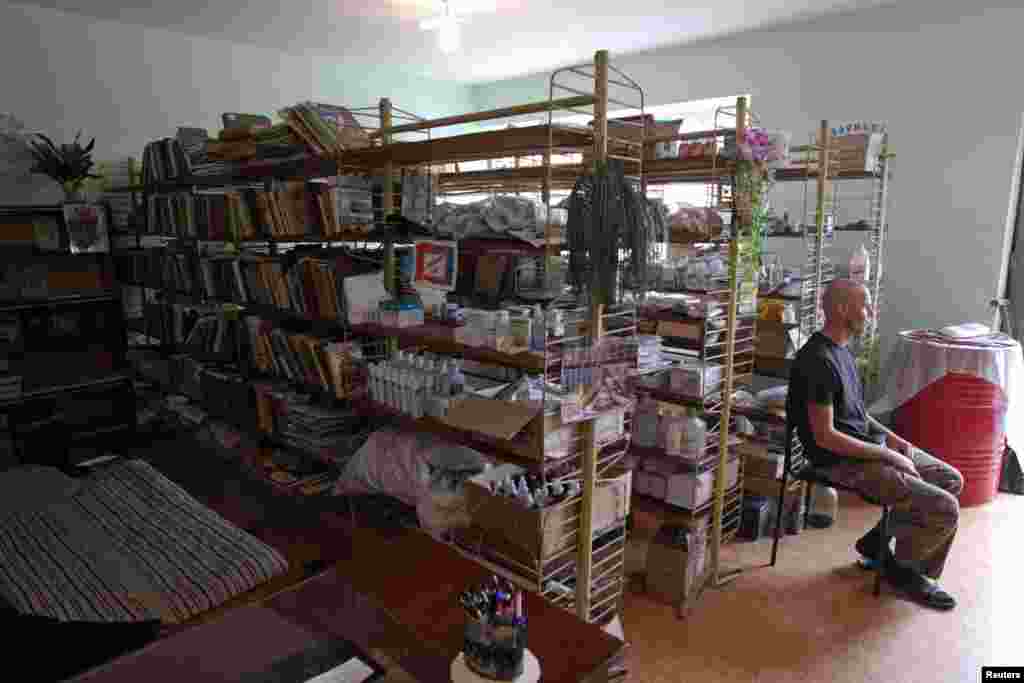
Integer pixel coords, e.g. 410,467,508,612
438,16,460,53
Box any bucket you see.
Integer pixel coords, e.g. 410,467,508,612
893,372,1007,506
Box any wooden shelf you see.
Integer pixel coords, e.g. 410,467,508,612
350,321,545,373
438,165,583,194
0,373,131,408
644,158,736,185
134,155,340,193
0,293,117,312
342,125,602,169
456,236,560,257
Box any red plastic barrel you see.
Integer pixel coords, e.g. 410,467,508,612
893,372,1007,507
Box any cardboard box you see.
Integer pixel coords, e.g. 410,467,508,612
757,321,799,359
655,319,702,343
664,457,741,510
831,132,885,174
465,464,632,561
644,522,708,605
738,441,785,480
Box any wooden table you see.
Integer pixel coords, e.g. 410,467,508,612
268,527,625,683
70,605,383,682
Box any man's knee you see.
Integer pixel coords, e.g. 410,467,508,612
931,489,960,527
947,466,964,496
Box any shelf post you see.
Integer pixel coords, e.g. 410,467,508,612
575,49,610,622
380,98,398,355
709,95,748,588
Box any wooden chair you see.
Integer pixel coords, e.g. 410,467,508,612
769,421,890,596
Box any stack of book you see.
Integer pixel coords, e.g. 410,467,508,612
142,139,191,184
279,102,369,157
276,398,363,461
637,335,666,373
0,373,21,401
260,447,335,495
316,176,374,233
97,157,138,231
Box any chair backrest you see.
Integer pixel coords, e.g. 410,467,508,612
783,417,811,481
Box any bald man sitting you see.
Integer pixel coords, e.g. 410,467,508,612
786,279,963,610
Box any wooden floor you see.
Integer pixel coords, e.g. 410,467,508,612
137,434,1020,682
621,492,1022,683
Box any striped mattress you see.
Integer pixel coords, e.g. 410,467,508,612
0,459,289,623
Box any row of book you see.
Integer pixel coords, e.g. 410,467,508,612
115,248,195,294
135,302,240,354
242,316,364,399
199,255,375,322
145,180,374,240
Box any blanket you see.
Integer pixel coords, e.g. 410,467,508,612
0,459,288,623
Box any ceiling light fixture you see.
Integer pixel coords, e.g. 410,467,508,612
420,0,462,54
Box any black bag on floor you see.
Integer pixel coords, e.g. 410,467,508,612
999,445,1024,495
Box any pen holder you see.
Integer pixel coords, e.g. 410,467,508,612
463,617,527,681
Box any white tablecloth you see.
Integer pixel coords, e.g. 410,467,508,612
870,330,1024,452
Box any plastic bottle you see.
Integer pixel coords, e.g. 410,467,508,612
806,484,838,528
530,305,546,351
633,397,659,448
449,359,465,396
849,243,871,282
681,407,707,463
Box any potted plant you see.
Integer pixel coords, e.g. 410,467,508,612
27,131,99,202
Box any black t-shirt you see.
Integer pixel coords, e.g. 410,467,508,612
786,332,871,467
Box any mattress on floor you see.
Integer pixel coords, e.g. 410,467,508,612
0,459,289,624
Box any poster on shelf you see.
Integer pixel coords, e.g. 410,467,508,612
560,361,636,424
62,203,109,253
413,239,458,292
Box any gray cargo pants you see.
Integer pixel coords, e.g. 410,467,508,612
826,448,963,579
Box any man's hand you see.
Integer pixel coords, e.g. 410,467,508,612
885,449,920,478
886,432,914,456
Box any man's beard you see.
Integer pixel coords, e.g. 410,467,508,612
848,320,866,337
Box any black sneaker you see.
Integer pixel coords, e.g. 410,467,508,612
855,522,893,565
884,561,957,611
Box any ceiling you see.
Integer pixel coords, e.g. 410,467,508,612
16,0,897,82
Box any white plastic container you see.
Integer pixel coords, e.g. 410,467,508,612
680,407,707,463
633,397,660,448
849,243,871,283
658,412,685,455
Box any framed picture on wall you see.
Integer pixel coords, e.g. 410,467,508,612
62,203,109,254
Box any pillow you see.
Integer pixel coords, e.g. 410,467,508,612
333,429,435,507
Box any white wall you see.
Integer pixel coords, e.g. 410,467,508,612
471,2,1024,359
0,2,472,203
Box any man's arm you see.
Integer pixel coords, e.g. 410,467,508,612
866,414,912,454
808,402,918,475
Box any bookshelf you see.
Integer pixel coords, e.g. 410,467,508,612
0,234,134,468
118,52,643,638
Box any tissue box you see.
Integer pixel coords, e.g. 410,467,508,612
669,362,724,398
665,457,740,510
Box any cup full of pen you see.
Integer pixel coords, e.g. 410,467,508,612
459,575,528,681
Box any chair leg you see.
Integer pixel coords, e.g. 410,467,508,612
874,506,890,597
770,474,790,567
